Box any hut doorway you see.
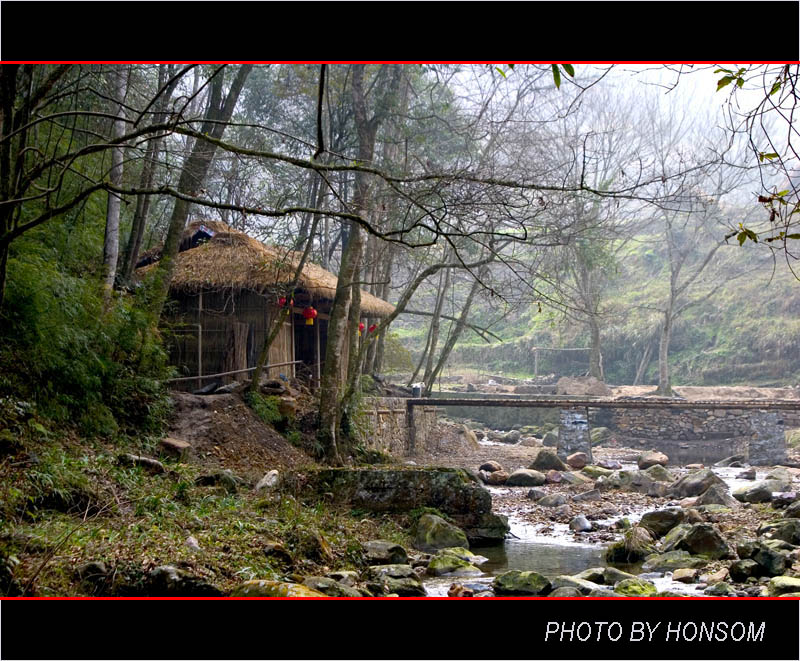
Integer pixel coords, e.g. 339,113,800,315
293,315,328,389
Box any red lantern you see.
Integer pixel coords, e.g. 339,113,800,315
278,297,287,307
358,322,365,336
303,306,318,326
368,323,377,334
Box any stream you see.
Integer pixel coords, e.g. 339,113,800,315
424,465,772,597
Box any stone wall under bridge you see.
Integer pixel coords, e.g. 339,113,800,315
352,397,437,457
584,406,787,466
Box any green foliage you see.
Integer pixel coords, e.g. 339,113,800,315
245,392,284,428
0,214,172,438
381,332,414,374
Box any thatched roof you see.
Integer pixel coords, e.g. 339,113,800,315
137,221,395,317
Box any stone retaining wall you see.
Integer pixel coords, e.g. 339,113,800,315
354,397,437,457
606,407,786,465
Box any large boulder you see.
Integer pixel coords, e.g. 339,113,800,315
733,482,776,503
556,376,612,397
643,464,676,482
301,576,362,597
505,469,546,487
768,576,800,596
638,451,669,470
538,493,568,508
605,527,656,564
147,566,222,596
366,564,426,597
493,570,551,596
641,550,709,572
597,470,668,497
529,449,568,472
232,580,328,597
669,469,726,498
479,461,503,473
363,540,408,566
757,518,800,545
590,427,613,446
550,575,599,595
413,514,469,552
695,484,740,509
427,553,482,577
639,508,687,538
459,512,510,546
661,523,732,559
582,465,614,479
542,429,559,447
486,470,509,486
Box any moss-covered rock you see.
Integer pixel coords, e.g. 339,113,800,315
231,580,329,597
549,575,600,595
605,526,656,564
493,570,551,595
427,554,481,577
768,576,800,596
301,576,362,597
641,550,709,572
413,513,469,552
643,464,676,482
614,578,657,596
590,427,613,446
581,465,613,479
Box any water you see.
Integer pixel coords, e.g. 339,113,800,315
423,464,776,597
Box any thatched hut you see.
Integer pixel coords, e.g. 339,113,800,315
137,220,394,391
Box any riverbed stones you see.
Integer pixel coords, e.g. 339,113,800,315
602,567,637,584
147,565,222,596
669,469,726,498
737,467,756,480
737,540,792,576
486,470,509,485
605,527,656,564
538,494,568,508
672,568,698,583
526,488,547,501
638,450,669,470
771,492,799,508
529,449,568,472
550,575,599,595
504,430,522,444
493,570,551,596
571,489,601,502
639,508,686,537
704,581,735,596
574,567,606,583
505,468,546,487
545,469,562,484
556,376,612,397
302,576,362,597
641,550,708,572
766,467,792,482
614,578,657,597
560,471,593,485
566,452,589,469
232,580,328,598
597,470,667,497
714,454,748,467
582,465,613,479
364,540,408,565
597,459,623,470
549,587,583,597
413,514,469,552
569,515,592,532
479,461,503,473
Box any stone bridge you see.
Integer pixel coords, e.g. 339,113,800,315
406,398,800,466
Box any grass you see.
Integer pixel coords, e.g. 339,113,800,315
0,431,412,596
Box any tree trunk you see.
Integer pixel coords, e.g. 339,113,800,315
425,276,482,395
422,260,451,388
148,65,252,321
588,316,603,380
633,342,653,386
102,65,128,296
655,310,673,396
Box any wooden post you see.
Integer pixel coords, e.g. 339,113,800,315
534,348,539,377
406,402,416,456
197,290,203,391
315,318,321,390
